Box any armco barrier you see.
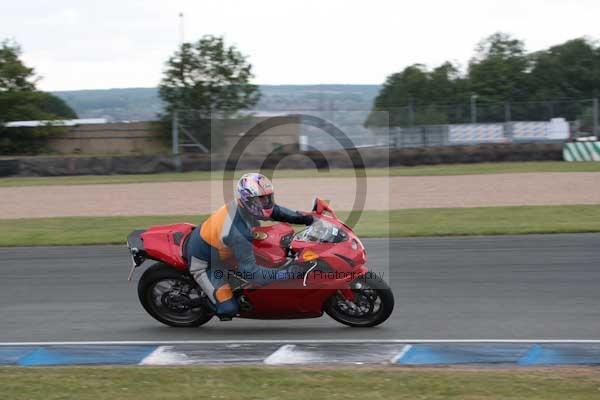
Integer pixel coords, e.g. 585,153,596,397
0,143,564,177
563,141,600,161
0,159,19,176
387,142,562,166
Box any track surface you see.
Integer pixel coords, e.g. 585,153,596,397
1,234,599,342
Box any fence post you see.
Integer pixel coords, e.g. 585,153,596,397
470,94,478,123
399,127,405,148
408,103,415,127
394,128,399,148
593,98,599,137
443,125,450,146
504,122,514,143
172,110,182,172
505,101,511,122
547,101,555,119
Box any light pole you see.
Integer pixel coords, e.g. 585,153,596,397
172,110,181,172
593,98,599,137
178,12,185,45
470,94,478,124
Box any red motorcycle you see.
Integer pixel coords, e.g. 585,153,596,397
127,198,394,328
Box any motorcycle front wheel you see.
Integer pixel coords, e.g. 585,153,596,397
324,273,394,327
138,262,213,327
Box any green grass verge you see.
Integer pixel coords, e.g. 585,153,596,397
385,204,600,237
1,161,599,187
1,205,599,246
1,366,599,400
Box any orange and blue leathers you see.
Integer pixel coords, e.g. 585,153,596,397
185,200,313,317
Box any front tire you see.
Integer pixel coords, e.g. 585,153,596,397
325,273,394,327
138,262,213,327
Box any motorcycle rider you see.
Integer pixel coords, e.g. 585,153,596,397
185,172,313,319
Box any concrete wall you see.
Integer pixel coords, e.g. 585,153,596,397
211,117,300,155
47,122,166,155
45,118,300,156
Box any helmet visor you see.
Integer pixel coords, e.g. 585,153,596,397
254,194,274,209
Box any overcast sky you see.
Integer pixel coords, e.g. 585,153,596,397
1,0,599,91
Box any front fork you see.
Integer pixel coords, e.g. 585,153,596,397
338,267,369,301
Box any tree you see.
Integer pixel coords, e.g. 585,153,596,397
37,92,78,119
158,35,260,150
428,62,465,103
0,40,77,154
371,64,429,109
159,35,260,116
0,40,36,92
369,32,600,127
366,62,463,126
467,32,531,102
529,38,600,100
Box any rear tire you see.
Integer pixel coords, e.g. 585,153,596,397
325,273,394,327
138,262,213,327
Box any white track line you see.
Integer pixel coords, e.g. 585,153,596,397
1,339,600,346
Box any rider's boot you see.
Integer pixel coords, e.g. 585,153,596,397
213,284,237,321
189,257,238,320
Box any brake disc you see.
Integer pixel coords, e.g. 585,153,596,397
161,291,191,313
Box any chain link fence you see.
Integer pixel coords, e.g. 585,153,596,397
391,98,597,147
171,99,599,157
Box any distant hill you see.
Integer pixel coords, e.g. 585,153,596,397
52,85,380,122
52,88,163,122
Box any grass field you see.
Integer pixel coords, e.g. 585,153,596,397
1,366,599,400
1,205,599,246
1,161,599,187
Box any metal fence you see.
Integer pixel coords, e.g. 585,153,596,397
172,98,600,156
380,98,598,129
303,98,599,151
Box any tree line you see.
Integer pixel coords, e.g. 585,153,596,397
367,32,600,127
2,32,600,154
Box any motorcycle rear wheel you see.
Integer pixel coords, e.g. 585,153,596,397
138,262,213,327
324,273,394,327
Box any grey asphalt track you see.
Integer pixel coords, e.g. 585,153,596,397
1,234,599,342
